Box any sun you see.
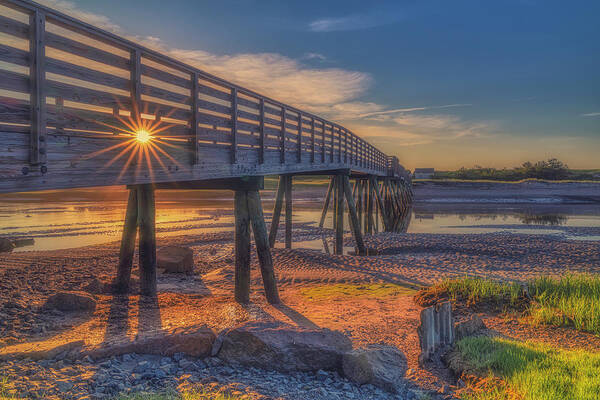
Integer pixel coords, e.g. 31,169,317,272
135,129,152,144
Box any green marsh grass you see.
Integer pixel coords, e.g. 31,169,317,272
456,336,600,400
427,274,600,335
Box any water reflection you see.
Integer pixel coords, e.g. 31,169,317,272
0,192,598,252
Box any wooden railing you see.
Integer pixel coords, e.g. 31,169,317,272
0,0,404,193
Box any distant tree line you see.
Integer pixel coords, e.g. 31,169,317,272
432,159,599,181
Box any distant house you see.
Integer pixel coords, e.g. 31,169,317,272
413,168,435,179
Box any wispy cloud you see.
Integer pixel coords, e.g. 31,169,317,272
309,10,403,32
302,52,328,62
581,112,600,117
359,103,472,118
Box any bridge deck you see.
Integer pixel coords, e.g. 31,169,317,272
0,0,407,194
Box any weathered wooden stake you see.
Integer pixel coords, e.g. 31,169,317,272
247,190,280,304
335,173,344,255
115,188,138,293
342,175,366,255
284,175,292,249
234,190,251,303
137,184,157,297
268,175,285,247
319,176,334,228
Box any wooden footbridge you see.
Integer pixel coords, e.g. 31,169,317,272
0,0,413,303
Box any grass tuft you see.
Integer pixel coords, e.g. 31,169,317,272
455,336,600,400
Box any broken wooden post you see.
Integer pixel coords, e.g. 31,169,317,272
342,175,366,255
137,184,157,297
268,175,285,247
234,190,251,304
247,190,280,304
335,173,344,255
114,188,138,293
319,176,334,228
284,175,292,249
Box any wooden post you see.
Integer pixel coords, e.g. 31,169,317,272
332,175,338,229
310,117,315,163
357,179,363,233
234,190,251,303
137,184,157,297
29,10,46,165
367,178,374,234
258,98,265,164
319,176,334,228
335,173,344,255
231,88,238,164
114,188,138,293
285,175,292,249
268,175,285,247
370,176,389,231
342,175,366,255
191,72,200,164
297,113,302,163
280,107,286,164
247,190,280,304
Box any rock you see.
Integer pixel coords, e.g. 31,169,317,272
85,324,215,359
217,321,352,372
43,292,97,313
454,314,486,340
157,246,194,274
0,238,14,253
342,344,407,394
417,301,453,365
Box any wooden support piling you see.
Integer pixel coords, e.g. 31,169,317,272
342,175,366,255
357,179,363,233
114,188,138,293
268,175,285,247
247,190,280,304
137,184,157,297
284,175,292,249
335,173,344,255
234,190,251,303
319,176,334,228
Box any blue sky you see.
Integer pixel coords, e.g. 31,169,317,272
44,0,599,169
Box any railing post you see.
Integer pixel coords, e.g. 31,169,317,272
297,113,302,163
231,87,238,164
259,98,265,164
280,107,286,164
130,49,141,125
321,121,326,163
29,9,46,166
310,117,315,163
330,125,334,163
191,72,199,164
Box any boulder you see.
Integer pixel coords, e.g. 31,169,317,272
157,246,194,274
0,238,14,253
216,321,352,372
342,345,408,393
43,291,96,313
85,324,215,359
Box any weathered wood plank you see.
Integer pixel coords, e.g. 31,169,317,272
234,189,251,304
29,9,45,165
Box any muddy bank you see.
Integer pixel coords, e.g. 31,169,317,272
413,180,600,204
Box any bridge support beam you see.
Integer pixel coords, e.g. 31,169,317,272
335,173,344,255
114,184,157,296
268,175,285,248
285,175,293,249
235,188,280,304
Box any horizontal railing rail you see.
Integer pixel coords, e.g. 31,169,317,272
0,0,405,193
